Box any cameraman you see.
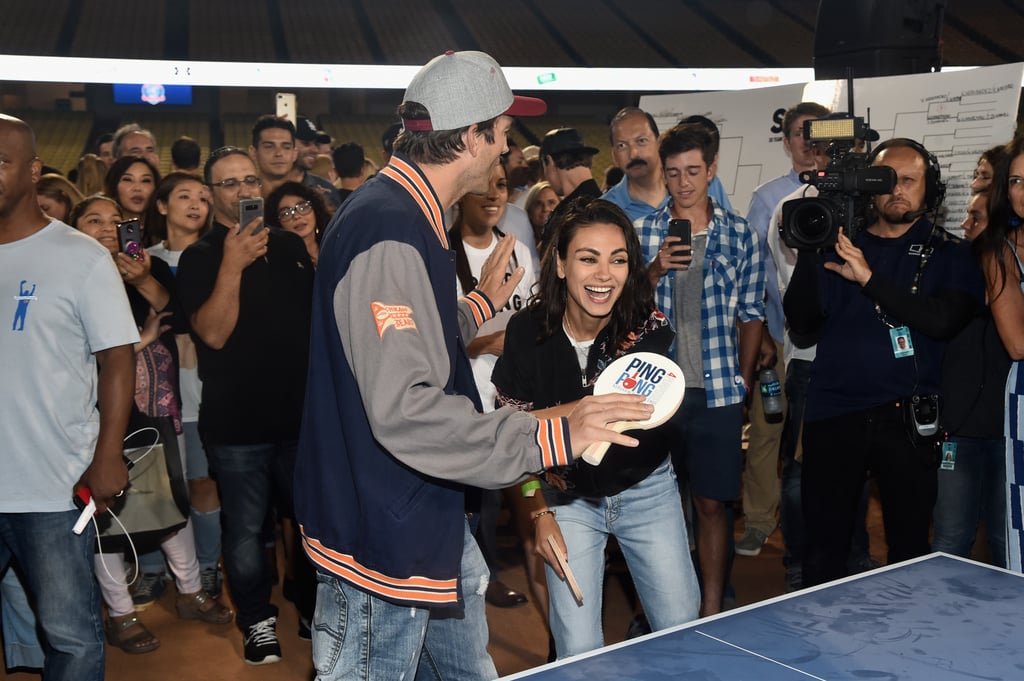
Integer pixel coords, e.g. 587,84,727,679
784,138,984,587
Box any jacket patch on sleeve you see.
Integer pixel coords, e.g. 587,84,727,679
372,302,417,338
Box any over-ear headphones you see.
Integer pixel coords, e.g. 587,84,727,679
866,138,945,213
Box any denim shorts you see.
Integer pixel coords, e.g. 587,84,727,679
667,388,744,501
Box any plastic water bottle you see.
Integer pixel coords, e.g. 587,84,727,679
759,368,784,423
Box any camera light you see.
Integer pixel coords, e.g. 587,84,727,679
806,116,862,142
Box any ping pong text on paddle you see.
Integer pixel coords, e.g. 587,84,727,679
615,357,670,397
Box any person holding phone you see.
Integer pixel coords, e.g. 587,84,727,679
491,198,700,659
638,123,766,617
176,147,315,665
69,195,233,653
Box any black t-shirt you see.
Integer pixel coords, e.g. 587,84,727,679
176,223,314,445
492,305,674,498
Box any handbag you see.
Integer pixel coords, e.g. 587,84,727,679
95,412,190,554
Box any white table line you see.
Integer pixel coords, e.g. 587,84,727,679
694,630,828,680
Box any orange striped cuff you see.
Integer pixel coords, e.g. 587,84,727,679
300,530,459,606
461,290,495,327
537,417,572,469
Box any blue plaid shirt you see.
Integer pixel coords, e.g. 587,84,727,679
636,198,766,407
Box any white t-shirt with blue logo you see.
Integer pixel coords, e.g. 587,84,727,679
0,221,139,512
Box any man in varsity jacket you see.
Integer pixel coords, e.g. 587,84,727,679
295,51,654,680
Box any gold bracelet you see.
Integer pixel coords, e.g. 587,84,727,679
531,509,556,522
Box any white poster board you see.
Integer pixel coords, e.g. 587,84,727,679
640,64,1023,228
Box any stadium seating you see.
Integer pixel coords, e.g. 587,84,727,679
17,110,94,175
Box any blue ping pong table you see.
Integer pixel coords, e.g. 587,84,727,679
501,553,1024,681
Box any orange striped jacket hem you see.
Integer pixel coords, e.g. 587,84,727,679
301,530,460,605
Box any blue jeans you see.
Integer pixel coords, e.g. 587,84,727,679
1,565,43,669
310,521,496,680
206,441,299,629
932,436,1007,568
545,460,700,659
0,511,104,681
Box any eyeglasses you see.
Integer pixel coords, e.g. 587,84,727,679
277,201,313,221
209,175,262,190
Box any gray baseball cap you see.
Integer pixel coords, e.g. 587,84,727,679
402,50,546,132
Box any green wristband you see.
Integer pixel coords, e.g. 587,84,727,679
521,480,541,497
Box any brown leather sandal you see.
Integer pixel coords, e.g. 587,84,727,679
176,590,234,625
105,613,160,654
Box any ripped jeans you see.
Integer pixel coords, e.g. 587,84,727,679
310,519,496,681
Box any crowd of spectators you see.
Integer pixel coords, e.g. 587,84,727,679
2,85,1022,677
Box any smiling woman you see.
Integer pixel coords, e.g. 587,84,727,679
491,197,700,660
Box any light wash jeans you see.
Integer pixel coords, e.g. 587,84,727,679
545,458,700,659
0,511,104,681
310,520,496,681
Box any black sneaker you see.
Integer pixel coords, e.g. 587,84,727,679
244,616,282,665
298,615,312,641
200,566,222,599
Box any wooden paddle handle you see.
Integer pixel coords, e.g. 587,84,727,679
546,534,583,605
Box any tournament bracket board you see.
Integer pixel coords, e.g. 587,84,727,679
581,352,685,466
500,553,1024,680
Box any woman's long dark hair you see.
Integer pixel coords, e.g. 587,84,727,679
265,181,330,245
104,155,161,208
975,134,1023,298
530,197,654,351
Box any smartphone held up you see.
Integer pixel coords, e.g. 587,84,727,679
239,197,264,234
668,218,691,256
117,219,144,260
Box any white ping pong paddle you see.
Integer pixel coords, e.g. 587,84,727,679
581,352,685,466
546,534,583,605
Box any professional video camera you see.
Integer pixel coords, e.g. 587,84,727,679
780,115,895,250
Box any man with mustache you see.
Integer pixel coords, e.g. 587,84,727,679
602,107,669,222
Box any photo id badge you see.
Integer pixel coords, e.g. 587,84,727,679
890,326,914,358
940,440,957,471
